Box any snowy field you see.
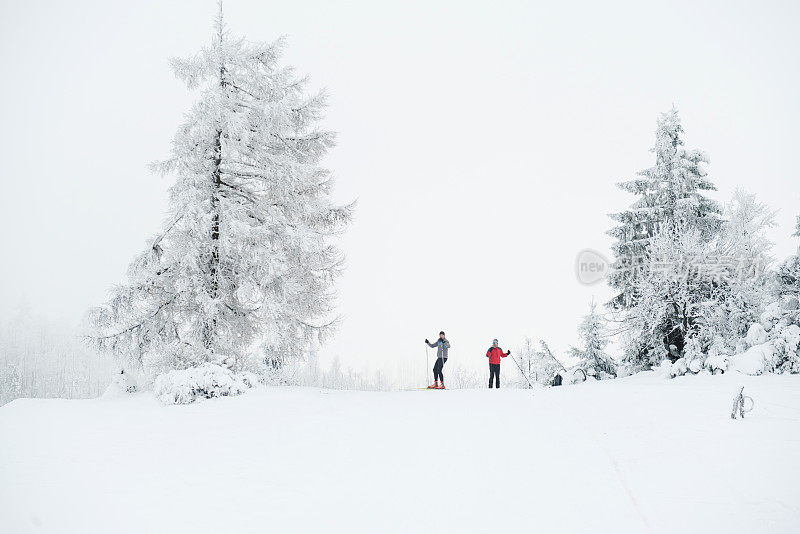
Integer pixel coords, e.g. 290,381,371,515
1,372,799,534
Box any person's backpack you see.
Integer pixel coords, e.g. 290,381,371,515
552,373,562,387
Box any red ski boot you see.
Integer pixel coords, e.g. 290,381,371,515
427,381,439,389
436,383,446,390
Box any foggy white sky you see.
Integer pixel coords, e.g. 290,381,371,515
1,0,799,380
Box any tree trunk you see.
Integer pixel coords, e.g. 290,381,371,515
204,130,223,351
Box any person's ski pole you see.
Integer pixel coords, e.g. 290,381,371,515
425,343,430,387
511,353,535,390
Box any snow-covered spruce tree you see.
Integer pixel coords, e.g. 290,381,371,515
87,7,351,384
608,108,721,309
569,300,616,379
608,108,721,369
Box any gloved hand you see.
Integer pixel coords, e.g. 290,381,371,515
507,350,512,355
425,339,430,344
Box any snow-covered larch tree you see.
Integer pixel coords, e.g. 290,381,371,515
706,190,776,344
569,300,616,378
623,225,716,366
514,337,537,388
608,107,721,309
87,5,352,380
516,338,564,386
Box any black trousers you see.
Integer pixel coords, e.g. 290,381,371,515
433,358,447,382
489,363,500,388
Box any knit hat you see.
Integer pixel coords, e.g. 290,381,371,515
439,331,445,336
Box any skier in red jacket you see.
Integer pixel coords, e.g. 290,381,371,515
486,339,510,389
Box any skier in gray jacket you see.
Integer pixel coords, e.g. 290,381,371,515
425,331,450,389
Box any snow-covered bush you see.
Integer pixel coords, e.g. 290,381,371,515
514,338,567,386
102,369,138,398
153,363,258,405
703,354,728,374
670,358,688,377
765,301,800,374
724,295,800,375
746,323,767,347
447,366,482,389
728,343,775,375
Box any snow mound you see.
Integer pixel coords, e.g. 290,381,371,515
563,367,588,384
153,364,257,405
729,343,775,375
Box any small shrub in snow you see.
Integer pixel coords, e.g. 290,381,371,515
154,364,254,405
615,364,634,379
653,360,674,379
102,369,137,398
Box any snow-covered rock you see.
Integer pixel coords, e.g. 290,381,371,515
153,363,256,405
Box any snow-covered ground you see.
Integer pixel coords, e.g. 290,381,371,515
1,372,799,533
